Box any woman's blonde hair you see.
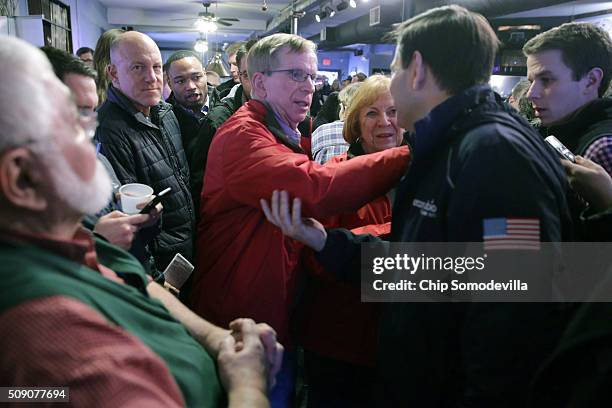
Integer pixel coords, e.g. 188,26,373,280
93,28,126,106
342,74,391,144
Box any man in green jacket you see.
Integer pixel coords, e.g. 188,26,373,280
0,35,281,408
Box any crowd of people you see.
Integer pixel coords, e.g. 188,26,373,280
1,3,611,407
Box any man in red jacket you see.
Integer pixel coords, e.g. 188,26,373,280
191,33,410,406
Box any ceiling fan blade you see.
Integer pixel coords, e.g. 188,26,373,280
218,17,240,22
216,20,233,26
170,17,198,21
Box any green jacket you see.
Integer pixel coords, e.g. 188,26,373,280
0,236,222,407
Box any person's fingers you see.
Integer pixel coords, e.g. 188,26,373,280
136,195,156,209
271,190,280,223
125,213,150,225
579,157,605,172
269,343,284,389
291,197,302,228
260,198,275,225
560,159,577,175
219,333,236,355
238,319,262,352
278,191,292,229
106,210,126,218
256,323,278,367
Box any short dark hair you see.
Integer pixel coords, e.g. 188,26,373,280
523,22,612,97
393,5,499,95
163,50,202,73
354,72,367,82
236,39,258,69
76,46,94,57
41,46,97,81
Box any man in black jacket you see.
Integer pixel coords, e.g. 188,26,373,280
164,50,220,151
95,31,195,274
164,50,221,213
524,22,612,176
261,6,573,407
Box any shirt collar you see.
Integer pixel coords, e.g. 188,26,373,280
0,227,123,283
107,86,160,129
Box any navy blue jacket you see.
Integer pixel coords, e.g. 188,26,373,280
317,85,573,407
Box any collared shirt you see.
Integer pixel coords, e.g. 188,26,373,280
0,227,125,284
311,120,349,164
0,228,184,406
584,136,612,176
176,97,210,121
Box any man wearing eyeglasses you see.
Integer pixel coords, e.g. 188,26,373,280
191,33,411,407
0,37,283,408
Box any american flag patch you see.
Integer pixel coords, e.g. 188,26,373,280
483,218,541,251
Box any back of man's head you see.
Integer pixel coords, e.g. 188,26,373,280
0,37,56,153
393,5,499,95
523,22,612,97
41,46,97,82
236,39,258,70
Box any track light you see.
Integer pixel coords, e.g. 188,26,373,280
337,0,349,11
326,6,335,17
315,8,328,22
349,0,357,7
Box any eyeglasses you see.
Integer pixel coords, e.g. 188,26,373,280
239,70,249,79
265,69,317,83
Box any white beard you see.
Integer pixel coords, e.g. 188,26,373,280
47,154,114,216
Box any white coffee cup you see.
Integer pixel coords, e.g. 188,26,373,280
119,183,154,215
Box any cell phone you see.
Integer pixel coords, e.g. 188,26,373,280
545,136,576,163
163,253,194,289
139,187,171,214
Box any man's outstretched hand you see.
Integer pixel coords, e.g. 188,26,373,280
260,190,327,252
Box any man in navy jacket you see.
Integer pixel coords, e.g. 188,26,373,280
261,5,573,407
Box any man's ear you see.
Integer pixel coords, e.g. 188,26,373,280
411,51,426,91
107,63,119,87
0,148,48,211
249,72,267,99
583,67,603,96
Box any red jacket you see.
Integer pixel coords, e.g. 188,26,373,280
298,152,392,367
191,100,410,343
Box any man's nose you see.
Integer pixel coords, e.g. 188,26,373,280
143,66,156,82
301,76,315,93
526,81,539,101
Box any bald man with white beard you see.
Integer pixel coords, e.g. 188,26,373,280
0,35,280,408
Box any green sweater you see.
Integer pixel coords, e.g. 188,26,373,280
0,236,222,407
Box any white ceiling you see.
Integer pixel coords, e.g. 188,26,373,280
98,0,375,48
96,0,612,50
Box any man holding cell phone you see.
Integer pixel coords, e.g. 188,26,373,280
40,46,164,271
95,31,195,275
524,22,612,176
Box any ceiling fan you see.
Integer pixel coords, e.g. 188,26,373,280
172,1,240,32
